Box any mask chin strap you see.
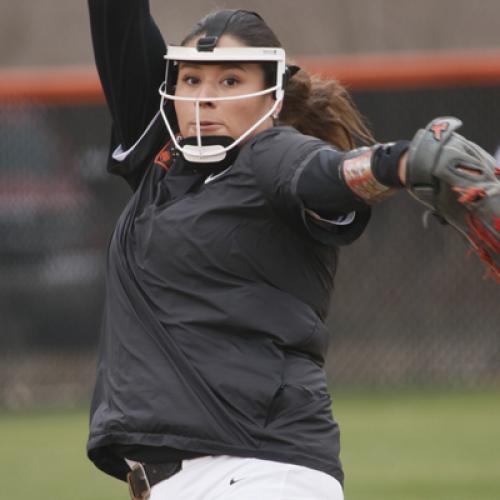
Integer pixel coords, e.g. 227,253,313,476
179,135,239,171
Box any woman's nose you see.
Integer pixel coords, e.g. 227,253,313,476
196,82,217,107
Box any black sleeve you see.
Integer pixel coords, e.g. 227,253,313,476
88,0,166,185
247,127,372,246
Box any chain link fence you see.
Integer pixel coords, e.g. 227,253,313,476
327,84,500,387
1,83,499,409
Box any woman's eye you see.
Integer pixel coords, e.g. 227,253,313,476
182,76,199,85
222,78,239,87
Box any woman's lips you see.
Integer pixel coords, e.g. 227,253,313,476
192,121,223,132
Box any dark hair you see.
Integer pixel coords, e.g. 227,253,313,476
182,11,374,149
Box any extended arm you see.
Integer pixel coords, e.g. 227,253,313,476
296,141,409,216
249,127,409,245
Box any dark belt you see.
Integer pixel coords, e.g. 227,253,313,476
127,461,182,500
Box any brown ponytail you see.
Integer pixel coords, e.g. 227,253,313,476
280,69,374,150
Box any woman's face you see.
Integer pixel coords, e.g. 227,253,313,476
174,35,277,141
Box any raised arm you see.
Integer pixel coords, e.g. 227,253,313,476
88,0,166,150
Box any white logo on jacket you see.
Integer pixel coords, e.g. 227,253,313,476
204,166,232,184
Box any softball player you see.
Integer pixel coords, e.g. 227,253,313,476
87,2,412,499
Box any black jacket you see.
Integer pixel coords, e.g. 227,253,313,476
87,0,371,486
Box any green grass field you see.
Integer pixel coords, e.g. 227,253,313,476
0,388,498,500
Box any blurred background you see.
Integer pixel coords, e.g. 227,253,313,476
0,1,499,499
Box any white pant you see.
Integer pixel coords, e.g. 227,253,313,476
148,455,344,500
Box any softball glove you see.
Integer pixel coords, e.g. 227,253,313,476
406,117,500,282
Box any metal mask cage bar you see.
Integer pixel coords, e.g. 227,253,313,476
159,84,279,102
